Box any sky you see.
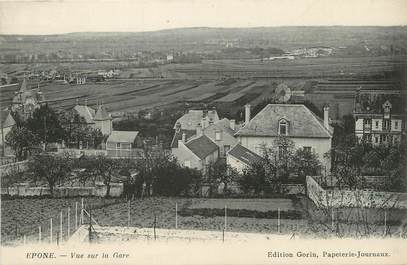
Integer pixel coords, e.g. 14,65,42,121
0,0,407,35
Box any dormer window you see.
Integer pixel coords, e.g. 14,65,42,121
278,119,288,136
215,131,222,141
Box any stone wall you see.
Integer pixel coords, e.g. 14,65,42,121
1,182,123,197
0,160,28,178
306,176,407,209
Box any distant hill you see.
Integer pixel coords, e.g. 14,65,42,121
1,26,407,54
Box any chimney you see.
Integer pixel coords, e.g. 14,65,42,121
196,124,202,136
182,132,186,143
175,122,181,133
245,104,251,124
323,105,329,129
230,119,236,131
201,117,207,129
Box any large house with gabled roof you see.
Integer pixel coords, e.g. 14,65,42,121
235,104,333,172
172,133,219,173
73,100,113,135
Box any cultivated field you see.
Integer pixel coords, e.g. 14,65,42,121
2,196,406,245
1,56,403,114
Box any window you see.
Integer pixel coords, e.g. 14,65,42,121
375,136,379,144
279,119,288,135
303,146,312,153
184,160,191,168
116,143,121,149
215,131,222,141
383,120,391,131
395,121,399,129
375,121,379,129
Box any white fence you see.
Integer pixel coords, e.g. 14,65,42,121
1,182,123,197
306,176,407,209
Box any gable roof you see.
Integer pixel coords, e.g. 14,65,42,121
73,105,96,124
170,129,196,148
174,110,219,130
235,104,332,138
205,118,236,135
94,105,112,121
185,135,218,160
107,131,139,143
228,144,264,165
0,110,16,128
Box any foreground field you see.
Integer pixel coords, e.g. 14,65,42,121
1,196,406,245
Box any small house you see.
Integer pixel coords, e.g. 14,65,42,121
106,131,143,158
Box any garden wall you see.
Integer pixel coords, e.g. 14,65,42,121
0,160,28,178
306,176,407,209
0,182,123,197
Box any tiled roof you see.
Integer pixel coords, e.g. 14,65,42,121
170,129,196,148
73,105,96,124
228,144,264,165
173,110,219,130
94,105,112,121
185,135,218,160
0,110,16,128
107,131,139,143
236,104,332,138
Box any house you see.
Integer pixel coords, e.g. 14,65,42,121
73,100,113,135
106,131,143,158
173,109,219,131
11,78,45,118
226,144,264,173
235,104,333,172
353,92,406,145
172,133,219,173
0,110,16,152
202,118,239,158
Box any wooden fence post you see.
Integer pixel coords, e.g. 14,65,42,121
50,218,53,244
384,210,387,237
67,207,70,237
60,211,63,242
153,215,157,240
38,226,41,243
175,203,178,229
128,200,131,227
224,205,227,231
75,202,78,230
81,198,84,225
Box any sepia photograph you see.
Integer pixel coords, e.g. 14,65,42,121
0,0,407,264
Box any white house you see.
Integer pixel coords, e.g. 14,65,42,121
354,99,405,145
235,104,333,173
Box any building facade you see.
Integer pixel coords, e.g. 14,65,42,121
235,104,333,172
353,92,406,145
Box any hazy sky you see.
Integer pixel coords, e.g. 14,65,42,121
1,0,407,35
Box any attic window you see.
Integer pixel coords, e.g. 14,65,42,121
278,119,288,136
215,131,222,141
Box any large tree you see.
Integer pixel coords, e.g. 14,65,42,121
86,155,122,197
29,152,73,196
5,126,40,160
26,104,64,146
